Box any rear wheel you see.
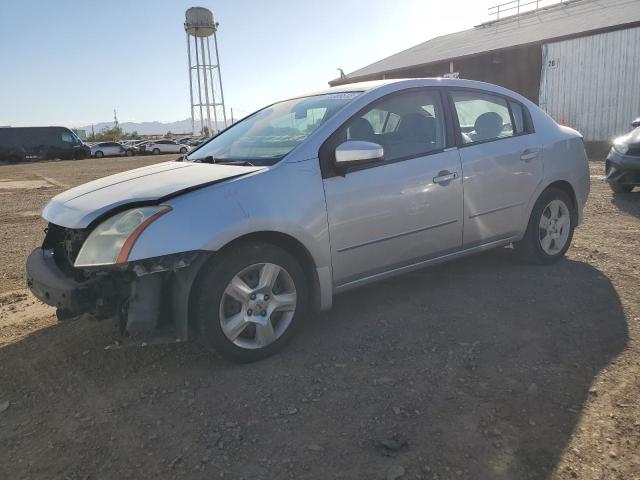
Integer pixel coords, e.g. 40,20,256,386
191,242,308,362
95,150,104,158
609,183,634,193
514,188,575,264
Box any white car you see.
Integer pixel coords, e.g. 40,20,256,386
147,140,190,155
90,142,134,158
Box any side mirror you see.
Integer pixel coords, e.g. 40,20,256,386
334,140,384,174
632,117,640,128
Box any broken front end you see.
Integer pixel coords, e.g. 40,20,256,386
26,213,207,346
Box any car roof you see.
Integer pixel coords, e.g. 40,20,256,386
295,77,522,99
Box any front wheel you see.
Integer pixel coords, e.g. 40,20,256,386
125,149,134,157
152,148,160,155
180,147,188,154
94,150,104,158
191,242,308,362
514,188,575,264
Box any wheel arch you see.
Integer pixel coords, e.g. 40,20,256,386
189,230,324,318
543,180,578,222
520,179,579,238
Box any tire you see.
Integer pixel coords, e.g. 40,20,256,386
152,148,160,155
191,242,308,363
56,308,75,322
125,149,134,157
95,150,104,158
609,183,633,193
180,147,188,154
514,187,575,265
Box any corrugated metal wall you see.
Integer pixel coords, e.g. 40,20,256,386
539,27,640,142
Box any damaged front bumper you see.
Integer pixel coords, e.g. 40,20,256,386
27,248,99,314
26,247,208,345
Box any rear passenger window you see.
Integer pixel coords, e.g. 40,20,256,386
342,89,446,163
451,91,514,144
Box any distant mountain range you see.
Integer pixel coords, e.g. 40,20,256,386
77,118,227,136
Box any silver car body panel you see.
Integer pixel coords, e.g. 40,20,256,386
42,162,265,228
40,78,589,312
324,148,463,286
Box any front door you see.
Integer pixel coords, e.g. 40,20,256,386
323,88,464,286
449,89,543,247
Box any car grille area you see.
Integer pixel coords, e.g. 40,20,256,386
42,223,90,281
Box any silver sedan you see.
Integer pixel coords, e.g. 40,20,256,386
27,78,589,362
90,142,134,158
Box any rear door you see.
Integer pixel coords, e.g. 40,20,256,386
322,88,464,286
158,140,171,153
448,89,542,247
106,142,121,155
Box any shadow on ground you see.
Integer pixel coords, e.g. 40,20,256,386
612,189,640,219
0,248,628,480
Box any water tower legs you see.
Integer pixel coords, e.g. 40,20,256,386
184,8,227,137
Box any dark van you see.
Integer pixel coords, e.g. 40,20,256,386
0,127,90,163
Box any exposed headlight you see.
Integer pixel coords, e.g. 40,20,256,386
613,137,630,155
74,206,172,268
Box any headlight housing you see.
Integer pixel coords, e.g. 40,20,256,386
74,205,171,268
613,136,630,155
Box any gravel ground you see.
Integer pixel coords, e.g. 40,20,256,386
0,156,638,480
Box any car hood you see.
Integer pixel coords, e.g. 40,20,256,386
621,127,640,146
42,161,265,228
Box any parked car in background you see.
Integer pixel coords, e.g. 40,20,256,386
188,137,206,147
146,139,189,154
26,78,589,362
133,140,151,154
122,139,143,147
0,126,89,163
178,137,193,144
605,117,640,193
91,142,135,158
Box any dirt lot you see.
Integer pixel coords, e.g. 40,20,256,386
0,155,638,480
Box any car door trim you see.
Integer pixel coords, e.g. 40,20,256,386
334,235,519,292
468,201,525,219
336,218,458,253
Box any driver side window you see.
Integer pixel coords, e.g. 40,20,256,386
341,89,446,163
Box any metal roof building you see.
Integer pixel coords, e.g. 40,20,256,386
330,0,640,144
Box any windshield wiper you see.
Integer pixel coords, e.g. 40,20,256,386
191,155,255,166
215,160,256,166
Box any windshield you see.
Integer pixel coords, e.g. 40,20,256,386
186,92,362,165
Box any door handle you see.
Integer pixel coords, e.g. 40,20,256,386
520,149,540,162
433,171,458,184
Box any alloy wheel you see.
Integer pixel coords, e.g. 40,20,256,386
218,262,297,350
538,199,571,255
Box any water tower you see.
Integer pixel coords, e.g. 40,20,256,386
184,7,227,136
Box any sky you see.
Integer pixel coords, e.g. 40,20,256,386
0,0,550,128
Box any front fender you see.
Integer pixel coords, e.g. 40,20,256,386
127,159,332,274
